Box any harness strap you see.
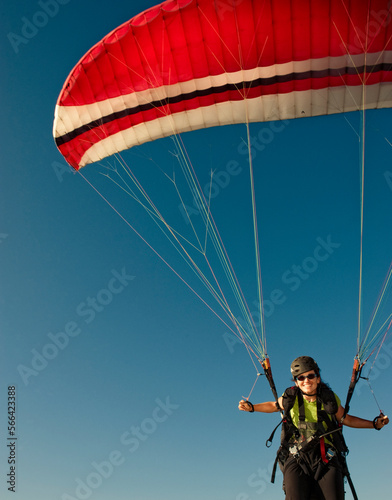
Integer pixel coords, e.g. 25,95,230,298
343,358,364,420
297,390,306,431
346,469,359,500
319,437,328,464
271,455,279,483
266,419,283,448
261,357,281,412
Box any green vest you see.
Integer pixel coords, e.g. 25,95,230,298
289,392,341,443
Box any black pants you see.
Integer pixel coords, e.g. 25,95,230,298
283,454,345,500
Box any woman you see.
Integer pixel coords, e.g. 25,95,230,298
238,356,389,500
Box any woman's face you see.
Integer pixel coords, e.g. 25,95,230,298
294,370,320,397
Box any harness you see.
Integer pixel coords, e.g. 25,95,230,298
268,384,358,500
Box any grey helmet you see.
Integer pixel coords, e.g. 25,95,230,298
290,356,320,378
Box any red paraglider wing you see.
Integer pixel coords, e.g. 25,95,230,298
53,0,392,169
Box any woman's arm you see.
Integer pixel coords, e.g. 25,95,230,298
335,405,389,429
238,397,283,413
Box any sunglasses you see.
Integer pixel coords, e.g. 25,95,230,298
296,373,318,382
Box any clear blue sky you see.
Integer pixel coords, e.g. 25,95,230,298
1,1,392,499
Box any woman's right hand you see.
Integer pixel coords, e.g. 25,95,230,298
238,399,254,412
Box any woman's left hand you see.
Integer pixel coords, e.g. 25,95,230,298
374,414,389,430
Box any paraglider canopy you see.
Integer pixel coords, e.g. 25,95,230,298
54,0,392,169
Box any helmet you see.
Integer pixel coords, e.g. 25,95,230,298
290,356,319,378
